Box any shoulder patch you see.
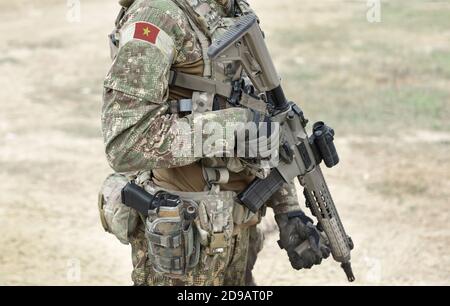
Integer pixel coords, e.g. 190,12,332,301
120,21,175,62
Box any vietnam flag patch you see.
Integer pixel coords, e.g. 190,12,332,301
133,22,160,44
119,21,175,62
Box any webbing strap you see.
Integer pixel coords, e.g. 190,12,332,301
171,0,212,76
147,232,182,248
152,255,183,271
240,92,267,113
169,71,232,98
185,17,212,77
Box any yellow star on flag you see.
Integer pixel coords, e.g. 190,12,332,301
143,27,151,36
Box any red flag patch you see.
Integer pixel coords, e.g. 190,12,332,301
133,22,160,44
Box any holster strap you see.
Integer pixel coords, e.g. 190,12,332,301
147,232,182,248
152,255,182,271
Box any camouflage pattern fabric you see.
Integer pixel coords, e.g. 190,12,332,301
102,0,251,173
102,0,303,286
267,182,303,215
98,173,140,245
245,225,264,286
130,220,251,286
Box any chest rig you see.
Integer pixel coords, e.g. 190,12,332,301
167,0,265,115
111,0,268,185
111,0,264,114
168,0,269,186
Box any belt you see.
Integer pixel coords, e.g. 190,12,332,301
123,177,261,227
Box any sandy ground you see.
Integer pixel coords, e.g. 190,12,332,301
0,0,449,285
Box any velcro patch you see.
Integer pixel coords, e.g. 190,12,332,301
133,22,160,44
120,21,175,62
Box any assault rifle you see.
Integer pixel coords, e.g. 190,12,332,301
208,14,355,282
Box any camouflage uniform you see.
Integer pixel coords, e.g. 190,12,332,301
101,0,303,286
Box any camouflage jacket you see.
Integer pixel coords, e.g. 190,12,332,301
102,0,302,214
102,0,250,172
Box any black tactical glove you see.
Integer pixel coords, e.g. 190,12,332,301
276,211,330,270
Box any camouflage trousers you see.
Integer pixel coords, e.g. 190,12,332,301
129,222,264,286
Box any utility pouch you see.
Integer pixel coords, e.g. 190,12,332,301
98,174,139,245
145,199,201,277
195,190,235,256
141,182,239,280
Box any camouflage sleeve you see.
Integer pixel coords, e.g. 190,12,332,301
102,87,250,172
266,182,304,215
102,1,249,172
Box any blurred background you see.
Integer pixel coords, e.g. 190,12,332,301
0,0,449,285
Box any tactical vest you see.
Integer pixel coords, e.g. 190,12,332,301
167,0,266,115
103,3,263,274
111,0,261,112
111,0,266,186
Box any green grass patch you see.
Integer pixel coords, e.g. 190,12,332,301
286,82,450,135
428,50,450,79
381,1,450,32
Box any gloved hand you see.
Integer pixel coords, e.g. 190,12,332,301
182,107,279,160
275,210,330,270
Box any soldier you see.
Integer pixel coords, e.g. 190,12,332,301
99,0,330,286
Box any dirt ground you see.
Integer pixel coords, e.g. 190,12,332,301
0,0,449,285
